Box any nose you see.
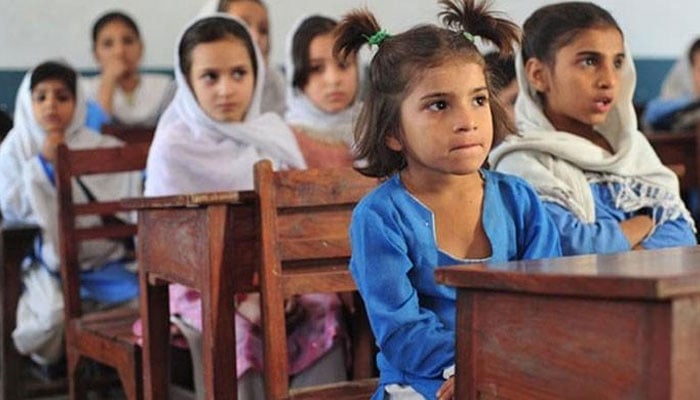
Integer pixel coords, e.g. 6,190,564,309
325,65,342,86
453,101,477,133
597,62,618,89
217,76,237,97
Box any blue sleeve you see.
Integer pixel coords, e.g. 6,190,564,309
642,216,697,249
514,181,563,260
642,96,692,126
544,201,630,255
85,100,112,132
37,154,55,187
350,206,453,379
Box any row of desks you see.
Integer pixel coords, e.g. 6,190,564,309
129,190,700,399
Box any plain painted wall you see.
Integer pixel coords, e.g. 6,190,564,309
2,0,699,70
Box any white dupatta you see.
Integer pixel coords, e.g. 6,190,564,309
145,13,305,196
489,45,693,229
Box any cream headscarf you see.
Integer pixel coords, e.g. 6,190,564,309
145,14,305,196
489,44,693,229
283,14,361,146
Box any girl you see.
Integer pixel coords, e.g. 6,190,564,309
216,0,287,116
489,2,697,256
83,11,175,130
144,14,347,398
284,14,360,168
0,61,142,365
335,1,561,399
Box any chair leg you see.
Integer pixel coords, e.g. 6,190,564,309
67,349,88,400
116,351,143,400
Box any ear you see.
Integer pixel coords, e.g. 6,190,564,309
524,57,550,93
385,132,403,152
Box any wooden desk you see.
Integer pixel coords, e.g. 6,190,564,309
646,124,700,191
123,191,257,400
435,246,700,399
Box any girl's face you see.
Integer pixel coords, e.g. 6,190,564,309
188,37,255,122
226,1,270,61
303,32,358,114
387,61,493,178
526,26,624,136
31,79,76,134
94,20,143,74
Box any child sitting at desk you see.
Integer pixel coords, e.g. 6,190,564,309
144,14,348,398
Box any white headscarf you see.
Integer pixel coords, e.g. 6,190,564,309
145,14,305,196
489,43,693,229
283,14,361,146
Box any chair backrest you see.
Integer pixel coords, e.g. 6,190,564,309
56,141,150,320
101,124,155,144
254,159,379,399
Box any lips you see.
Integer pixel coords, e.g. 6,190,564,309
593,96,613,113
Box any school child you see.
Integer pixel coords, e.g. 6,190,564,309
643,37,700,131
335,1,562,398
83,10,175,130
489,2,697,256
216,0,287,116
284,14,360,168
0,61,142,366
144,14,347,397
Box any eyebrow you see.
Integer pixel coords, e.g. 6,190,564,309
419,86,488,101
576,50,626,58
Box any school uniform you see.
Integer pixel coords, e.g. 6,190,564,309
82,73,174,130
143,14,346,397
0,68,142,365
283,15,361,149
350,171,562,399
489,46,696,256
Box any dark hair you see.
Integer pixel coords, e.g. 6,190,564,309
217,0,266,13
179,16,258,83
522,2,621,65
291,15,338,90
334,0,520,178
30,61,77,98
688,37,700,66
484,52,515,93
92,11,141,49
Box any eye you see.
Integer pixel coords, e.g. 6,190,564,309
309,63,323,74
57,92,73,102
101,38,114,48
201,71,218,83
123,35,137,46
473,95,488,107
428,100,448,111
32,92,47,102
581,56,598,67
614,57,625,69
232,67,248,80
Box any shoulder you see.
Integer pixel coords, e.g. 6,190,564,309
483,169,541,203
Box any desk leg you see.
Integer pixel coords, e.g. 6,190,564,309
201,205,237,400
140,267,170,400
455,290,476,400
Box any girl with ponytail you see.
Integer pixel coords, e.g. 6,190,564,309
339,1,561,398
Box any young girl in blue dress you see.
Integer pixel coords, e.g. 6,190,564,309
334,1,562,398
489,2,696,256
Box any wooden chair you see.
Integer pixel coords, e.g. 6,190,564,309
101,124,155,144
0,222,68,399
56,141,150,399
254,159,379,399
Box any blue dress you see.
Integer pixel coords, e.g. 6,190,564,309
349,170,562,399
544,181,696,256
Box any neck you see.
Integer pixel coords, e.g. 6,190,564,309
119,72,140,93
400,167,483,199
543,108,613,152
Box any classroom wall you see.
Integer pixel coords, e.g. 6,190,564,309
1,0,699,112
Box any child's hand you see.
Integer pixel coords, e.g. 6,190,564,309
101,58,128,84
436,376,455,400
41,131,65,164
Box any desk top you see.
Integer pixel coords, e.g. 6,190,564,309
121,190,255,209
435,246,700,300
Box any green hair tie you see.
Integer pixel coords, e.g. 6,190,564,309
364,29,390,47
463,31,476,43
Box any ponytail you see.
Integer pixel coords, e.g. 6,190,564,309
333,9,383,62
439,0,520,57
